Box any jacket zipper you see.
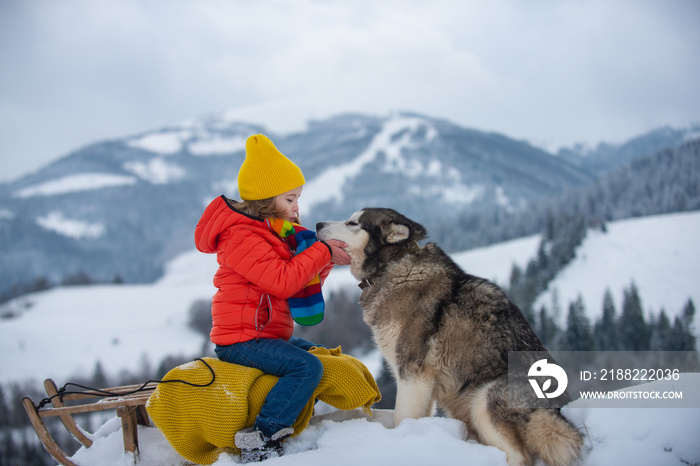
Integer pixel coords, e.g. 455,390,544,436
254,294,273,340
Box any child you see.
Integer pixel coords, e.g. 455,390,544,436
194,134,350,461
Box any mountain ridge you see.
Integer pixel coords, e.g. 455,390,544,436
0,111,695,300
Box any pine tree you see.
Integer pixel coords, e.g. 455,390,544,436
506,264,524,309
91,361,108,388
0,385,8,429
678,299,697,351
594,289,619,350
563,296,595,351
537,305,561,350
188,299,213,338
671,307,697,352
618,282,650,350
650,310,672,351
521,261,541,318
1,430,17,466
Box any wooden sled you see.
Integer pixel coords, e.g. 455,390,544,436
22,379,157,466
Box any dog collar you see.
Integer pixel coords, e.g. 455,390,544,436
358,241,421,290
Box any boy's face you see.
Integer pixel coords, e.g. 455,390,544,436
274,185,303,223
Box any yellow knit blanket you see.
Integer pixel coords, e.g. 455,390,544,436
146,346,381,465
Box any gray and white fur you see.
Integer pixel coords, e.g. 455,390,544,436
317,208,583,466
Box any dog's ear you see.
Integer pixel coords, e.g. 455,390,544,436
406,218,427,243
362,208,427,246
386,223,410,243
385,217,427,244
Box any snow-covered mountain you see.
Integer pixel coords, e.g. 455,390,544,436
0,111,594,300
556,124,700,174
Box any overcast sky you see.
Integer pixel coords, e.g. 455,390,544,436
1,0,699,182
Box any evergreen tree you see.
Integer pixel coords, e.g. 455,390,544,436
669,300,697,351
507,264,524,308
650,310,673,351
677,299,697,351
0,385,8,429
91,361,108,388
543,210,556,242
19,431,51,465
594,289,619,350
563,296,595,351
504,209,589,326
618,282,650,350
671,318,686,351
537,305,561,350
62,271,93,286
1,430,17,466
187,299,213,338
521,261,541,318
139,354,154,382
374,358,397,410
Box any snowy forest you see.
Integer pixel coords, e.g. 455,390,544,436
433,139,700,252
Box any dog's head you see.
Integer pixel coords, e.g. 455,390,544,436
316,208,427,280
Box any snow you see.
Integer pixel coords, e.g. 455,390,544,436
68,375,700,465
495,186,512,210
127,132,186,155
451,234,542,285
0,208,15,220
0,251,219,383
683,128,700,143
188,135,247,156
304,114,466,211
13,173,137,198
126,125,247,157
36,211,105,239
535,211,700,323
432,182,486,205
123,158,186,184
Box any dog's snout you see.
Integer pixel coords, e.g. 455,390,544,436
316,222,326,232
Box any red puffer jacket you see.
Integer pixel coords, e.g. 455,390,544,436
194,196,334,345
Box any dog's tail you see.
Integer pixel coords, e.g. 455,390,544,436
525,410,583,466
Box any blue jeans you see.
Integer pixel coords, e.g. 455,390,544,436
215,337,323,438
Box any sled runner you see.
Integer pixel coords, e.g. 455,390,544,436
22,378,157,466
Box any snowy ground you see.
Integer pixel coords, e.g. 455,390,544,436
534,211,700,325
70,375,700,466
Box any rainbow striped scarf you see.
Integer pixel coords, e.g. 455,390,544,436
267,218,324,326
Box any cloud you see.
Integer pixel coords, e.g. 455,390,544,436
1,0,699,181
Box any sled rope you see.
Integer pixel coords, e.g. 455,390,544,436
36,357,216,409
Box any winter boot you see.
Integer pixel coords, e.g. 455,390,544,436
234,427,294,463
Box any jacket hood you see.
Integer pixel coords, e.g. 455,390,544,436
194,196,263,254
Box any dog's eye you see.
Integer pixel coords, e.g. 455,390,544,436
346,221,358,227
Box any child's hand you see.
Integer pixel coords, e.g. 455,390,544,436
324,239,351,265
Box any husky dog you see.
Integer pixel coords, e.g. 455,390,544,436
317,208,583,466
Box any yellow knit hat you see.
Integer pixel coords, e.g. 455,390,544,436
237,134,305,200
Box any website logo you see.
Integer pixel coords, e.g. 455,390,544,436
528,358,568,399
